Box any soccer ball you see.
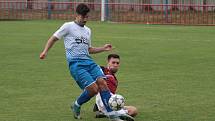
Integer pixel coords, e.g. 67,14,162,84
108,94,125,111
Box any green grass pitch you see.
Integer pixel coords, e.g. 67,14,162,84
0,20,215,121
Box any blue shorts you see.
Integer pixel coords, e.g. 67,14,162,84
68,59,105,90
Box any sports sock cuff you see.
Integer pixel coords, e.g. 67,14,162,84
75,101,80,107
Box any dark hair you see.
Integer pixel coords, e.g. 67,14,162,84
76,3,90,16
108,54,120,61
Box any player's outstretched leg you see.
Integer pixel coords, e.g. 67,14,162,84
119,113,135,121
95,111,107,118
108,114,124,121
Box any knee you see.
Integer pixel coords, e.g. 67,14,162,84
86,83,99,97
127,106,138,117
96,78,108,91
90,87,99,96
131,107,138,117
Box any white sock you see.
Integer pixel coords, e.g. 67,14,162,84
75,101,80,107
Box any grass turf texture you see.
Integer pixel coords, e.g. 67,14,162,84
0,20,215,121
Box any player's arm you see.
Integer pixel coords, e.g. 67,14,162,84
39,36,59,59
40,22,69,59
89,44,112,54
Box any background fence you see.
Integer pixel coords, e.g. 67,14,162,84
0,0,215,25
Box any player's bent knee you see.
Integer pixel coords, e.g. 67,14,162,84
132,107,138,117
86,83,99,96
126,106,138,117
131,107,138,117
96,78,109,91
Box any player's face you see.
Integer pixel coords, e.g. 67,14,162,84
108,58,120,73
76,14,88,26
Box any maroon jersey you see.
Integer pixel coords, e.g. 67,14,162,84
101,66,118,94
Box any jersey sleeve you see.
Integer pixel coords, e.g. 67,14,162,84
53,23,69,39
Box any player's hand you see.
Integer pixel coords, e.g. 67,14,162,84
103,44,112,51
39,51,47,59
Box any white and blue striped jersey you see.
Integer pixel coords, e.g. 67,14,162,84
53,21,91,61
